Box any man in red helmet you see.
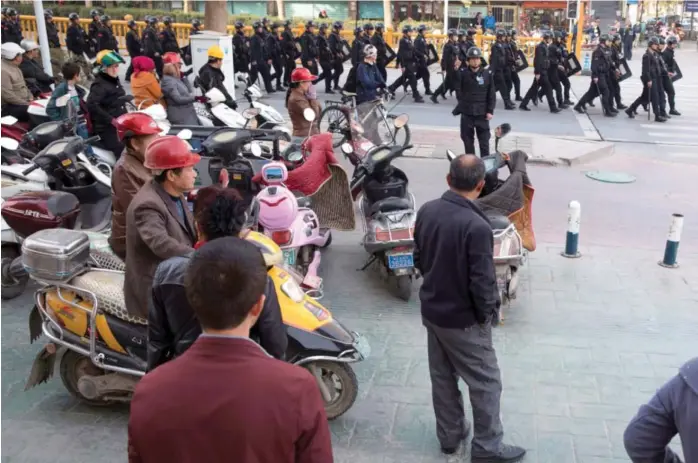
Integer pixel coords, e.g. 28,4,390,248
109,113,162,260
124,135,200,319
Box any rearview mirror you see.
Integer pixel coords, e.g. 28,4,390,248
340,143,353,155
0,137,20,151
303,108,316,122
242,108,260,119
446,149,457,162
393,114,409,129
495,123,511,139
176,129,193,140
250,142,262,157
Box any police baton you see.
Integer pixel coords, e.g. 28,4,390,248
647,81,652,121
594,81,606,116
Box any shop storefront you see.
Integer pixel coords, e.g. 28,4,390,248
521,0,569,31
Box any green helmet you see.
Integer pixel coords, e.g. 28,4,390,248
96,50,125,69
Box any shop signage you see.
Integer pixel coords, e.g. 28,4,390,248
685,1,698,13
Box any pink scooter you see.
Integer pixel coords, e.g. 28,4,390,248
256,161,332,291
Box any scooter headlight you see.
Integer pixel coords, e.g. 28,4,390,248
281,279,305,303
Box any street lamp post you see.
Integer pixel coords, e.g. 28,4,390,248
33,0,53,77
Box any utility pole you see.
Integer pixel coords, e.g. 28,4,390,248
444,0,449,33
276,0,284,20
33,0,53,77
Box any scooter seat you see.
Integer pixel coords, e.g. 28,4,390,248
83,231,125,272
71,270,147,325
46,191,79,217
370,196,412,216
488,214,512,230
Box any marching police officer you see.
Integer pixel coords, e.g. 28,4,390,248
316,23,334,94
300,20,319,75
556,31,573,106
233,21,250,77
662,36,680,116
267,22,284,91
124,19,142,82
191,18,202,36
1,8,23,45
371,22,388,81
250,21,275,93
66,13,93,82
431,29,458,103
574,34,615,117
96,15,118,53
456,30,468,62
88,9,102,56
44,10,65,81
507,30,523,101
414,24,432,96
281,21,296,88
453,47,496,157
388,25,424,103
520,31,560,113
363,23,374,46
608,34,627,111
328,21,344,89
626,37,664,122
464,29,477,58
351,26,365,67
142,16,163,77
490,29,516,110
159,16,181,54
539,31,565,109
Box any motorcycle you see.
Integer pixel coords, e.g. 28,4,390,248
445,124,534,324
23,228,368,420
343,116,416,301
1,136,112,300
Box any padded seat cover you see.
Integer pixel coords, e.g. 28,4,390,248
71,270,147,325
83,231,125,272
488,214,512,230
370,196,412,216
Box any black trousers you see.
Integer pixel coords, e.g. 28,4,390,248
608,74,622,108
250,61,274,93
332,59,344,88
656,76,666,114
283,56,295,86
317,60,334,91
125,53,142,81
661,75,676,111
272,57,283,86
389,65,420,97
377,62,387,82
623,41,633,60
460,114,491,157
548,66,564,107
578,76,612,113
523,72,556,110
493,70,512,105
147,54,163,78
1,103,30,123
303,59,319,76
96,126,124,160
417,64,431,93
503,67,513,94
510,70,521,99
630,78,660,116
558,68,571,102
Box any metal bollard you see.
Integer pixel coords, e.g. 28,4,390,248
561,200,582,258
659,213,684,268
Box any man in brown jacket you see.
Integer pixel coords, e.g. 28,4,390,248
109,113,162,260
124,136,199,319
1,42,33,122
128,237,333,463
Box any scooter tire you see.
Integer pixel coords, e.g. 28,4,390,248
305,361,358,420
1,244,28,300
59,349,113,407
320,229,332,248
395,275,412,302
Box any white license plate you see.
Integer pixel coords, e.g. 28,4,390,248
387,252,414,269
283,249,296,266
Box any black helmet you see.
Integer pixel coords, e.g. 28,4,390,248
262,17,270,25
648,36,660,46
44,10,53,19
542,30,553,40
253,21,262,29
235,20,244,29
509,29,518,36
69,12,80,21
448,28,458,37
466,47,482,59
666,36,678,45
128,19,137,28
306,20,316,29
90,9,101,18
496,29,506,38
376,22,384,31
271,21,281,29
162,16,172,26
7,8,17,17
658,36,666,45
402,24,412,34
319,23,328,31
599,33,610,43
457,29,465,37
100,15,111,23
612,33,621,42
354,26,362,36
333,21,343,30
192,19,201,27
283,20,291,28
467,28,477,37
363,22,374,31
1,7,7,16
417,24,427,33
147,16,158,25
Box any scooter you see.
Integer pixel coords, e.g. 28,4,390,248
445,124,534,324
23,228,368,420
345,116,417,301
237,75,286,129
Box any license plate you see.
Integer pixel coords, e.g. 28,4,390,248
387,252,414,269
353,333,371,359
283,249,296,266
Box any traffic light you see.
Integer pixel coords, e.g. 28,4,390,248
567,0,578,19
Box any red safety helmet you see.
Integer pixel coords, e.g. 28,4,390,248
144,136,201,170
163,51,181,65
291,67,316,83
112,113,162,142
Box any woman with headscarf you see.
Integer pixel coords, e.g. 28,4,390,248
131,55,164,109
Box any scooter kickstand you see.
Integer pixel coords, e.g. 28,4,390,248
357,255,377,271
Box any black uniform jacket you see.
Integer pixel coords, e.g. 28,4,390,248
66,24,89,55
533,41,550,74
414,191,499,329
455,66,496,116
147,252,288,371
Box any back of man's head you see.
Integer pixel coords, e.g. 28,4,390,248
448,154,486,194
185,237,267,331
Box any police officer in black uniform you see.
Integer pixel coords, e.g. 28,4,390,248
96,15,118,52
608,34,627,111
124,19,142,82
267,22,284,91
556,31,573,106
281,21,296,87
464,29,477,58
328,21,344,89
233,21,250,77
520,31,560,113
300,20,319,75
351,26,365,67
431,29,458,104
655,36,670,119
66,13,93,81
142,16,163,77
456,30,468,62
388,25,424,103
159,16,181,54
414,24,432,96
261,17,271,35
191,19,202,36
454,47,496,157
662,36,680,116
574,34,615,117
363,23,374,46
44,10,65,81
1,8,23,45
507,30,522,101
316,23,334,94
539,31,565,109
490,29,516,110
626,37,664,122
88,10,101,56
371,22,388,81
250,21,275,93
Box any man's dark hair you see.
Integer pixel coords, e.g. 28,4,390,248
153,168,182,183
61,62,81,81
185,237,267,330
449,154,486,192
193,185,247,240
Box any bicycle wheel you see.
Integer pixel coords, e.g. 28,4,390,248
319,106,349,148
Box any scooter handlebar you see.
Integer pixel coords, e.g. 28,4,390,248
84,135,101,145
21,163,39,176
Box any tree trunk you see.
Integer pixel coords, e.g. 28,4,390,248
183,0,189,13
85,0,93,7
205,1,228,34
276,0,284,19
383,0,392,29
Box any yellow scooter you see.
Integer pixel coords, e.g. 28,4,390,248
24,229,368,420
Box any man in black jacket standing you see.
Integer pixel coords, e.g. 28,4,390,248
250,21,274,94
88,9,102,57
281,21,296,87
414,24,432,96
233,21,250,78
453,47,495,157
328,21,344,89
159,16,181,55
66,13,93,82
414,154,526,463
267,22,284,91
300,20,319,76
370,22,387,81
388,25,424,103
431,29,458,103
315,23,334,94
574,34,615,117
662,36,680,116
142,16,163,78
520,31,560,113
507,30,522,101
124,19,142,82
489,30,516,110
625,37,664,122
1,8,23,45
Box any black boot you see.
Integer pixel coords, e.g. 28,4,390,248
414,94,424,103
515,95,522,101
588,101,596,107
551,107,562,114
625,108,635,118
326,88,335,94
505,101,516,110
669,108,681,116
655,115,667,122
430,93,439,104
617,103,628,109
573,104,585,114
662,112,672,119
425,89,433,95
519,104,531,111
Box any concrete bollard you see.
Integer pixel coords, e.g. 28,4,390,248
561,200,582,258
659,213,684,268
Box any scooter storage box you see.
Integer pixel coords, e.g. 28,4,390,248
364,176,408,205
21,228,91,282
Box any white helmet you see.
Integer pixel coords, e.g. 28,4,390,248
363,44,377,59
20,40,40,52
1,42,24,60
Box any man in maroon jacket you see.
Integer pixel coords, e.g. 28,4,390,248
128,237,333,463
